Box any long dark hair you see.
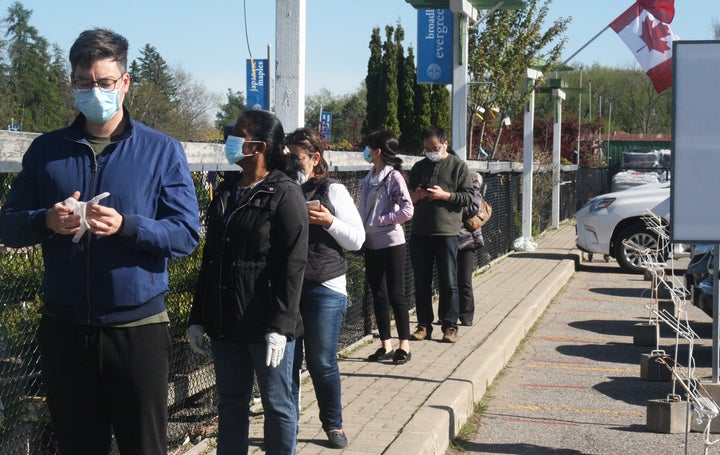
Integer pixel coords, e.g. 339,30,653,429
366,130,403,170
234,110,302,179
285,127,329,182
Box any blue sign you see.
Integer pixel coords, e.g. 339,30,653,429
320,112,332,142
416,9,453,84
246,59,269,110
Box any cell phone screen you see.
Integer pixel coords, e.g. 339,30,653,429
306,200,320,210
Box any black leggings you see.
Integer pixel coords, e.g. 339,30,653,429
364,244,411,340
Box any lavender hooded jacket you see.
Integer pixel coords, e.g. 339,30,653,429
358,166,414,250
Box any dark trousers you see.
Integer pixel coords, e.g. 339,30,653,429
364,244,411,340
37,316,170,455
409,235,459,331
457,246,476,324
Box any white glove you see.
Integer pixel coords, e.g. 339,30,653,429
188,324,210,356
63,192,111,243
265,331,287,368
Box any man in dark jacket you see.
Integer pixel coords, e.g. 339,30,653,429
408,126,473,343
0,29,200,454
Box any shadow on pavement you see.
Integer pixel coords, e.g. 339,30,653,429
660,343,714,368
593,376,671,407
609,423,661,433
339,371,443,383
568,319,641,337
556,341,646,365
512,252,580,264
576,263,622,274
688,321,713,339
587,287,651,299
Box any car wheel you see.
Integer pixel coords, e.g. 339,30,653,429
613,224,662,274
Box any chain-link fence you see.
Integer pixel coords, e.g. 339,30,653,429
0,166,594,454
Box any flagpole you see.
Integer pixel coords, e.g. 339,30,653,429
562,25,610,66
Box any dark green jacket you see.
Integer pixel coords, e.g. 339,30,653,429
409,153,473,236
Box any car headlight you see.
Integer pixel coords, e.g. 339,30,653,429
587,197,616,212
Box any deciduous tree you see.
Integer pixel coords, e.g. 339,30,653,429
215,89,246,133
468,0,569,158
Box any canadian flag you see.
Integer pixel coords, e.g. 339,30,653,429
610,1,679,93
637,0,675,23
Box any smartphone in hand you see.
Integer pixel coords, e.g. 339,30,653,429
306,200,320,210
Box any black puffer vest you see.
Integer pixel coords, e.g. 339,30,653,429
302,178,347,284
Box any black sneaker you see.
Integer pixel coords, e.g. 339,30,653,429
366,347,394,362
392,349,411,364
326,430,348,448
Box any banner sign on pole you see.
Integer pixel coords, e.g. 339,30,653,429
416,9,453,84
320,112,332,142
246,59,269,110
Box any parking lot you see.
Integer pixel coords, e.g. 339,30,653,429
449,257,720,454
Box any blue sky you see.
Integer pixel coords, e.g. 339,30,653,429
7,0,719,98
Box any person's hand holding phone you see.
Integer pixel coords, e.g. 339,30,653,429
306,200,333,228
411,185,430,204
424,185,450,201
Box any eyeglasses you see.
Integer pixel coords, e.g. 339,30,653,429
423,144,445,153
72,74,125,93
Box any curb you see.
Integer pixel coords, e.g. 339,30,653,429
385,253,578,455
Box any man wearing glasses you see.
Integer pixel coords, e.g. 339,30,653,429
0,29,200,454
408,126,473,344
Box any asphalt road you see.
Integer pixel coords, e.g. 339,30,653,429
448,257,720,455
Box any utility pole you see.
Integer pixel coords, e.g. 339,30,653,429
275,0,306,131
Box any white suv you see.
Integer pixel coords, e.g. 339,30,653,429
576,181,684,273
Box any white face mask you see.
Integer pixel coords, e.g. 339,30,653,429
297,170,309,185
296,152,316,183
425,151,444,162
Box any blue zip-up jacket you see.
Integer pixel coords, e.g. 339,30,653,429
0,110,200,325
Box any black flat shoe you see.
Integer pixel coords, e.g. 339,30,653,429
326,430,348,448
392,349,411,364
366,347,394,362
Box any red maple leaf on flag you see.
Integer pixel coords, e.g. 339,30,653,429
638,16,671,53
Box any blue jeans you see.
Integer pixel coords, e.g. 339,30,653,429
292,283,347,432
409,235,460,331
212,339,297,455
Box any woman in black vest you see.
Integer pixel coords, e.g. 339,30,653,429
286,128,365,449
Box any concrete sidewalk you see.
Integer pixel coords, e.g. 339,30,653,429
188,223,579,455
